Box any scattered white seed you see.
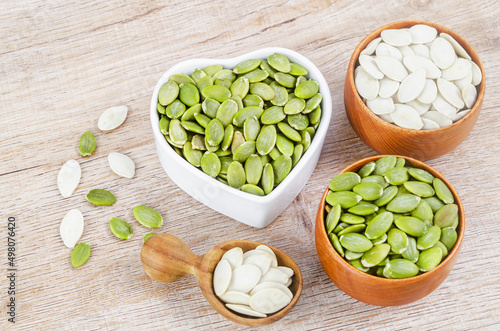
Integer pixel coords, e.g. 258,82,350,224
108,152,136,179
60,209,84,248
57,160,81,198
98,105,128,131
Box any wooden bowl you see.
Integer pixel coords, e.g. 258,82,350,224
344,21,486,161
314,155,465,306
141,233,303,326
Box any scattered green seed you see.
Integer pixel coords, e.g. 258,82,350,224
79,131,97,156
133,206,163,228
85,189,116,206
71,242,91,268
109,217,133,240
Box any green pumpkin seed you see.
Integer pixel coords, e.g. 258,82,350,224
242,69,268,83
233,141,256,163
179,83,200,107
217,176,228,184
231,131,246,154
374,186,398,207
220,124,234,152
143,232,157,243
289,62,308,76
79,131,96,156
374,155,397,176
384,167,409,185
395,157,406,167
260,59,277,78
260,106,285,125
233,106,264,127
404,181,435,197
202,98,220,118
361,175,388,188
284,97,306,115
292,144,303,167
165,135,183,149
387,194,421,213
288,113,309,131
241,184,265,196
219,156,233,174
85,189,116,206
245,154,263,185
260,154,270,167
411,200,434,226
395,216,427,237
434,204,459,228
261,163,274,195
333,222,350,234
181,120,205,134
338,224,366,236
361,243,391,267
194,113,211,128
243,116,260,141
353,182,384,201
267,53,291,73
269,81,288,106
300,130,311,151
213,69,237,82
157,103,166,115
276,133,294,156
215,149,231,157
348,201,379,215
256,125,277,155
383,259,419,278
159,116,170,135
326,204,342,233
339,233,373,253
275,72,296,88
433,178,454,204
423,196,446,213
371,233,388,245
214,99,237,127
433,241,448,260
227,161,246,189
358,162,376,178
295,80,319,99
205,119,224,147
158,81,179,106
233,59,261,75
250,82,274,101
242,94,264,108
182,141,203,167
365,212,394,239
307,106,322,126
269,146,282,160
231,95,244,110
201,85,231,102
417,225,441,250
345,250,364,261
416,247,442,272
408,167,434,183
166,99,186,119
109,217,133,240
277,122,302,142
202,64,223,77
340,213,365,225
169,73,195,85
402,237,419,263
191,134,206,150
71,242,91,268
303,93,322,114
230,77,250,99
387,228,409,254
133,206,163,228
328,172,361,191
273,155,292,185
190,68,207,84
349,259,370,272
295,76,307,88
440,227,458,251
326,191,363,209
328,233,344,257
169,119,189,145
200,152,221,177
181,103,201,121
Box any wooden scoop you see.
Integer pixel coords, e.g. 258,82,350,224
140,233,303,326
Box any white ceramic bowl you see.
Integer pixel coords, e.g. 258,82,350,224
150,47,332,228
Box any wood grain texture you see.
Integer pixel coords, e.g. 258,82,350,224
1,0,499,330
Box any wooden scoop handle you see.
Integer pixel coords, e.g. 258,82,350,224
141,233,203,283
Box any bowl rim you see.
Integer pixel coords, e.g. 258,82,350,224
150,47,332,204
347,20,486,133
317,154,465,283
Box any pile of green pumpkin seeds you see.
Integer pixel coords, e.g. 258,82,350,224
157,53,322,196
324,155,459,279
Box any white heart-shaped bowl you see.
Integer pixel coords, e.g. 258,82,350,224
150,47,332,228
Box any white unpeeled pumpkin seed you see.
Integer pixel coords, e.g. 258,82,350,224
226,304,267,318
60,209,84,248
366,97,395,115
243,253,272,275
421,110,453,127
222,247,243,269
453,109,471,122
410,44,431,58
250,282,293,299
359,55,384,79
441,58,471,81
376,43,403,60
255,245,278,267
381,29,412,47
219,291,251,305
422,118,440,130
379,78,400,98
398,45,414,58
409,24,437,44
361,37,381,56
276,266,294,278
398,69,426,103
213,258,232,296
454,71,473,90
375,56,408,82
432,94,457,119
390,104,423,129
98,105,128,131
355,67,379,100
250,288,291,314
407,99,431,115
403,55,441,79
258,267,289,285
417,79,438,104
470,61,482,86
430,37,456,69
462,84,478,108
379,113,394,123
58,160,81,198
108,152,135,178
227,264,261,293
437,78,465,109
440,32,471,60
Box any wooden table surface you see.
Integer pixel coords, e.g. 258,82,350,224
1,0,499,330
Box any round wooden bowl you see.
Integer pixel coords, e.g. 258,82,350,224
344,21,486,161
314,155,465,306
141,233,303,326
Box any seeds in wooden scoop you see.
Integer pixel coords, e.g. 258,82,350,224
213,259,232,296
225,304,267,318
356,24,482,129
221,247,243,269
250,288,291,314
